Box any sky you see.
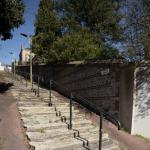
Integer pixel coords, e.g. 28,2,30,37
0,0,40,65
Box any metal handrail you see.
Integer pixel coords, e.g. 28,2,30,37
49,79,121,150
51,80,121,130
15,71,121,150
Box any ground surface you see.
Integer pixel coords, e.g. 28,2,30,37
104,121,150,150
0,71,150,150
0,72,29,150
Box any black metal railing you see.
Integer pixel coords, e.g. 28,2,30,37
45,79,121,150
15,71,121,150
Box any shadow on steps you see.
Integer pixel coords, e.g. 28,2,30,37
0,82,13,93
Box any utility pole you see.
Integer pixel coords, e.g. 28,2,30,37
29,36,33,88
9,52,15,78
20,33,33,88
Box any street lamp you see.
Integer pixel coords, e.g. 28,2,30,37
9,52,16,78
20,33,33,88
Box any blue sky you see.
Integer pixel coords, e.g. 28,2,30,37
0,0,40,65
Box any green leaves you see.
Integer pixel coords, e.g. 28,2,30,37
52,30,101,62
59,0,122,41
32,0,121,63
0,0,25,40
35,0,61,35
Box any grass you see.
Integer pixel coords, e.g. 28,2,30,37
0,137,4,150
37,128,45,133
135,134,149,142
121,128,129,133
119,146,128,150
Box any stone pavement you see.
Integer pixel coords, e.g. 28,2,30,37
4,73,120,150
0,72,29,150
1,72,150,150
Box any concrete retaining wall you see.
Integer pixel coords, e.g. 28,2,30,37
131,63,150,138
119,62,150,139
16,61,150,138
16,62,121,116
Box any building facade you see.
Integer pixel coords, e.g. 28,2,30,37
0,61,4,71
19,48,30,63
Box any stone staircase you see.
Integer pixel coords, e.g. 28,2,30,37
7,77,120,150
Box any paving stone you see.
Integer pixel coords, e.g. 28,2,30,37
8,77,120,150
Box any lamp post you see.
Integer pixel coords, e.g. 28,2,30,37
20,33,33,88
9,52,15,78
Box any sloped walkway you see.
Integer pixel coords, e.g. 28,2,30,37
1,72,150,150
4,73,119,150
0,72,29,150
104,122,150,150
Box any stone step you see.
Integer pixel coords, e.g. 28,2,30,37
19,109,79,115
23,118,92,127
52,103,69,106
18,99,47,102
14,93,36,96
72,125,99,133
26,130,75,142
18,103,48,107
22,115,84,124
22,117,61,124
27,131,109,149
29,137,84,150
18,106,55,111
15,96,38,100
25,121,93,132
15,95,36,98
22,115,84,125
19,110,56,116
27,131,104,143
26,122,67,132
86,137,119,150
29,132,114,150
12,92,34,96
38,93,49,96
8,81,120,150
18,105,76,111
22,116,90,125
20,113,59,118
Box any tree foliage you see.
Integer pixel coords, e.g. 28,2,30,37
123,0,150,61
140,0,150,59
52,29,101,62
57,0,121,42
32,0,61,62
0,0,25,40
33,0,122,63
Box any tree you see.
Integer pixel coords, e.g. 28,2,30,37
122,0,150,61
140,0,150,59
0,0,25,40
33,0,122,63
32,0,61,62
57,0,122,44
52,29,101,62
122,0,144,61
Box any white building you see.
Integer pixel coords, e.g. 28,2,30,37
0,62,4,71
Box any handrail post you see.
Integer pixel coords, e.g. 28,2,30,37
69,92,73,129
37,75,40,97
99,112,103,150
31,75,33,90
48,80,52,106
26,73,28,88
